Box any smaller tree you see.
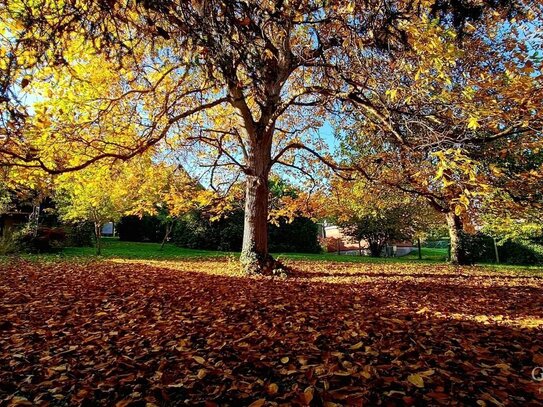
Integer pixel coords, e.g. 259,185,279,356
326,179,445,257
55,165,131,254
340,207,413,257
54,154,195,254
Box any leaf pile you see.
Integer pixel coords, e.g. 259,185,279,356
1,259,542,406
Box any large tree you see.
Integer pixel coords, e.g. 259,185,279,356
0,0,529,271
336,7,543,264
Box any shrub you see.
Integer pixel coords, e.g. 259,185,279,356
118,215,165,242
269,216,321,253
457,232,543,265
498,240,543,265
460,232,495,264
173,210,320,253
172,211,222,250
20,226,66,253
0,231,20,255
65,222,95,247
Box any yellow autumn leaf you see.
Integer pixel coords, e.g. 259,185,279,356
420,369,435,376
248,399,266,407
192,356,206,364
416,306,429,314
280,356,289,363
349,341,364,350
407,373,425,388
386,88,398,101
468,116,479,129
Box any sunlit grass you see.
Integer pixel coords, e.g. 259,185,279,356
13,237,449,263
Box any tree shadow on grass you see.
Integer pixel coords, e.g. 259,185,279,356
1,260,542,406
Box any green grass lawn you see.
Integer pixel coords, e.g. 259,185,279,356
9,238,542,270
27,237,448,264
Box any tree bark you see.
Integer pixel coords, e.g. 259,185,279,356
240,173,270,273
417,238,422,260
160,221,175,251
369,241,382,257
493,237,500,264
94,222,102,255
446,212,468,265
239,126,275,274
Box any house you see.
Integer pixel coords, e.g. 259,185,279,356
319,222,415,256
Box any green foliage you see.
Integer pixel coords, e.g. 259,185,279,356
455,233,543,266
172,210,243,251
65,222,95,247
456,232,495,265
117,216,165,243
0,231,20,255
0,187,12,215
498,240,543,266
340,207,414,257
269,217,321,254
172,209,320,253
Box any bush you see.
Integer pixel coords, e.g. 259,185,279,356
65,222,94,247
173,210,320,253
20,226,66,253
459,232,495,264
172,211,227,250
216,211,244,251
456,232,543,265
498,240,543,265
118,215,165,242
269,216,321,253
0,231,20,255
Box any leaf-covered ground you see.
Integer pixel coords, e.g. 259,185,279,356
1,259,543,406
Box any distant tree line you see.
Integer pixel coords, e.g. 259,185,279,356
117,209,321,254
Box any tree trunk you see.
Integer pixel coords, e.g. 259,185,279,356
446,212,468,265
493,237,500,264
94,222,102,255
240,173,270,273
417,238,422,260
160,221,174,251
369,240,382,257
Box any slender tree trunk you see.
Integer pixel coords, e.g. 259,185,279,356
446,212,468,265
94,222,102,255
493,237,500,264
358,240,362,256
417,238,422,260
160,221,174,251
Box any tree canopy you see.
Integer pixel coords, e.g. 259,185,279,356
1,0,541,269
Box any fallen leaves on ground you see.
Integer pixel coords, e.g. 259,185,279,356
1,259,543,406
